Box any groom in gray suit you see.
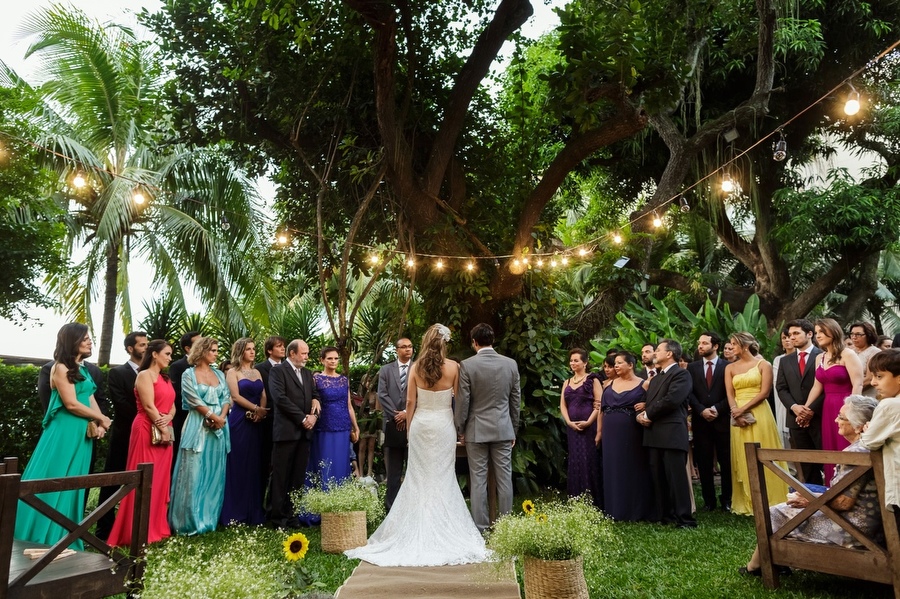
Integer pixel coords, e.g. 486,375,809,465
456,323,521,533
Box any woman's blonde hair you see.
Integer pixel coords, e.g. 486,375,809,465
187,336,218,366
418,324,450,388
730,332,760,357
231,337,256,368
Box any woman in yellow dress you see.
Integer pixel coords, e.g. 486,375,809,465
726,332,788,515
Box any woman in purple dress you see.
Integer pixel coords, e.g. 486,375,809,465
560,348,602,507
803,318,863,481
308,347,361,486
597,352,658,521
220,338,267,525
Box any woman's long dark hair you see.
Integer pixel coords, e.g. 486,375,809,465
53,322,88,384
140,339,172,381
418,325,448,388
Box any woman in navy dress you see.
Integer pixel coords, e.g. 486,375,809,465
220,338,267,525
598,352,658,521
308,347,360,487
560,348,602,507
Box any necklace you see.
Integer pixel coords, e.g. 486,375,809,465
571,374,587,385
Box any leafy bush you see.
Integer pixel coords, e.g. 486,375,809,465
293,477,385,526
487,495,616,561
0,363,45,467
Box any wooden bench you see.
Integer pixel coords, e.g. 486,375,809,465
745,444,900,597
0,457,153,599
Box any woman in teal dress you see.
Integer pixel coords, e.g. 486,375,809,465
169,337,231,535
15,323,111,550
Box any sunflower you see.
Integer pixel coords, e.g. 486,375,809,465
536,513,548,524
522,499,535,515
283,532,310,561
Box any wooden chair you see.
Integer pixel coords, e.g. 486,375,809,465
0,460,153,599
745,443,900,598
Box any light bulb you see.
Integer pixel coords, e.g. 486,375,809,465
550,260,558,268
277,233,288,244
220,215,230,231
435,260,444,270
406,259,415,268
844,90,860,116
72,174,86,189
536,259,543,267
612,232,622,244
133,192,146,205
652,212,663,228
577,248,587,257
773,139,787,162
721,177,734,193
679,197,690,213
369,254,380,264
466,262,474,271
561,257,569,266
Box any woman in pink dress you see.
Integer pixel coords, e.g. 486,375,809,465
803,318,863,481
107,339,177,546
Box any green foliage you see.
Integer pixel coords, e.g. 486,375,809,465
293,478,385,526
498,289,569,493
597,294,780,359
487,495,616,561
0,363,44,467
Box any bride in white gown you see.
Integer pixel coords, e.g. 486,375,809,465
344,324,489,567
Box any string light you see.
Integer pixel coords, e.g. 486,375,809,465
512,258,521,268
577,248,588,257
678,196,690,213
844,84,861,115
536,258,544,267
466,261,475,271
368,254,380,265
772,130,787,162
277,232,288,245
550,259,558,267
435,259,444,270
72,173,86,189
132,191,146,205
406,258,415,268
652,212,663,228
720,172,735,193
612,232,622,244
220,215,230,231
561,257,569,266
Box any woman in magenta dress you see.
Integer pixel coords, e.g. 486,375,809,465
108,339,176,546
803,318,864,481
560,348,602,507
597,352,658,521
220,338,267,525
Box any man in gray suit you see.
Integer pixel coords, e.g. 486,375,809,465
456,323,521,533
377,337,414,512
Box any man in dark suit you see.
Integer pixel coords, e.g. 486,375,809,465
776,318,824,485
168,330,200,467
637,339,696,528
95,331,147,540
687,331,731,511
255,335,286,505
267,339,320,528
377,337,414,512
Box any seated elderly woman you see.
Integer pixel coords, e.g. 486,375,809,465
740,394,882,576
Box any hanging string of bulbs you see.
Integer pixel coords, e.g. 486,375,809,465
1,38,898,275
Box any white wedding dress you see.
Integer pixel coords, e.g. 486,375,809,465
344,387,489,566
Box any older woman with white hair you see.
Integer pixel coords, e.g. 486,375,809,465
740,394,882,576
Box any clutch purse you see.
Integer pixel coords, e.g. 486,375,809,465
730,412,756,427
151,423,175,445
86,421,100,439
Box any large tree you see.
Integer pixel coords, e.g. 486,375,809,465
3,6,275,363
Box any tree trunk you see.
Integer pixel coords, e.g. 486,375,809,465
98,241,120,366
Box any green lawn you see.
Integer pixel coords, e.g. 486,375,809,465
133,508,895,598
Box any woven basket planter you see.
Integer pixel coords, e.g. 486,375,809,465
523,555,588,599
320,510,367,553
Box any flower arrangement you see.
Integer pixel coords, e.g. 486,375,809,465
292,476,385,526
487,495,614,561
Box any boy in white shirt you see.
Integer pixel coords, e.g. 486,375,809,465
861,349,900,510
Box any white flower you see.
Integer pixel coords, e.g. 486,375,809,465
436,324,451,342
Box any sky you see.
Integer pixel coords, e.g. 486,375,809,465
0,1,562,363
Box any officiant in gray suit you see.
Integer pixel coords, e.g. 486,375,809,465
377,337,414,512
456,323,521,533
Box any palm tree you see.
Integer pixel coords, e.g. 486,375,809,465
3,6,275,364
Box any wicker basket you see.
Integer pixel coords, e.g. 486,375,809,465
320,510,367,553
523,555,588,599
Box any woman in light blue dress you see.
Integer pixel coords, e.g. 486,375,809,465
169,337,231,535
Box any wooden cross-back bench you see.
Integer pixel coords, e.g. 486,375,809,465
0,457,153,599
745,444,900,598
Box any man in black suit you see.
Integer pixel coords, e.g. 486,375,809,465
168,330,200,467
267,339,320,528
377,337,414,512
95,331,147,540
776,318,824,485
255,335,286,503
687,331,731,511
637,339,696,528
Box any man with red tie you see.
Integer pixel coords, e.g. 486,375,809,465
687,332,732,511
775,319,824,485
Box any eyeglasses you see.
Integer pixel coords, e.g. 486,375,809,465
848,333,866,337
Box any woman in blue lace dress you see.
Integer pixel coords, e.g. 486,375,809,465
220,338,267,525
169,337,231,535
308,347,361,488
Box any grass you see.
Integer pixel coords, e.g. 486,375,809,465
127,498,895,598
